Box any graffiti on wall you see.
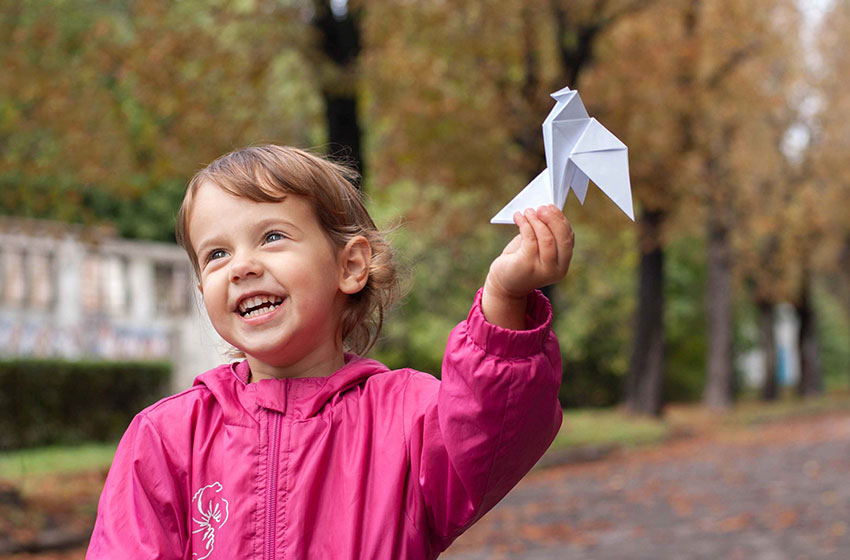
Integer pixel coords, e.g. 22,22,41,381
0,317,173,360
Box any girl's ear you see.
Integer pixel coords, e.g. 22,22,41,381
339,236,372,295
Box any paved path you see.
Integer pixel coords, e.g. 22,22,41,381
443,413,850,560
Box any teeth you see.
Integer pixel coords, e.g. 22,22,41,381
244,306,275,318
237,294,284,316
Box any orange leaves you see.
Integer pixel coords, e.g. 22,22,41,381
445,410,850,558
0,1,322,235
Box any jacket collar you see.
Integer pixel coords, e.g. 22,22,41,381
194,354,389,421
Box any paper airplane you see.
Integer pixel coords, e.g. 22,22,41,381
492,86,634,223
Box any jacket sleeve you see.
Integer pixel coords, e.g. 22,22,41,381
86,412,187,559
404,288,563,551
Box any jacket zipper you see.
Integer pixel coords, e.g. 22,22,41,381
265,411,282,560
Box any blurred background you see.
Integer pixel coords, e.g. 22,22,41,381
1,0,849,558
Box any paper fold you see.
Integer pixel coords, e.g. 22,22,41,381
492,87,635,223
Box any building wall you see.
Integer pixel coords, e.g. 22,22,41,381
0,218,226,391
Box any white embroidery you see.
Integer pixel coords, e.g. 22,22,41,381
192,482,230,559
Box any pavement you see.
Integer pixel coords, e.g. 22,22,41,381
442,412,850,560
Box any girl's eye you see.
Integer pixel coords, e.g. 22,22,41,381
264,231,286,244
206,249,227,263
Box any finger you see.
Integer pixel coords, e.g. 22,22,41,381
539,205,573,269
526,207,557,266
514,210,538,257
516,210,538,257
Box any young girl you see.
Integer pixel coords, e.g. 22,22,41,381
87,145,574,559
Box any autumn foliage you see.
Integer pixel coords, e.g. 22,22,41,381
1,0,849,414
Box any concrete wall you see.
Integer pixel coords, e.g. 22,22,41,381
0,218,226,392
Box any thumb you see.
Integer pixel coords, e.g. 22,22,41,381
502,233,522,254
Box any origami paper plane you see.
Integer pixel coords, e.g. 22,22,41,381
491,86,635,223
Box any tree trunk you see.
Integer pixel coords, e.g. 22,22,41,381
703,213,734,410
796,274,822,397
626,209,665,417
758,300,778,401
312,1,365,185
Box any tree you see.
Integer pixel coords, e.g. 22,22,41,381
359,0,654,388
691,0,801,410
734,42,802,401
310,0,366,183
580,0,700,416
812,0,850,389
582,0,803,413
361,0,653,198
0,0,323,240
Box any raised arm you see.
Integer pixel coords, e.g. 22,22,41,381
406,205,573,551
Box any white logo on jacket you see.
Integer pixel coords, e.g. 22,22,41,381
192,482,229,559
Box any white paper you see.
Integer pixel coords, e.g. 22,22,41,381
491,87,635,224
490,169,554,224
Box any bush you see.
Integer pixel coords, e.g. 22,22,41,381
0,359,170,450
663,235,708,402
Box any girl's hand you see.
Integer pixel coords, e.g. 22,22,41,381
482,205,574,329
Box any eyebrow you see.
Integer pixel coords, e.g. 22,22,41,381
194,235,227,258
251,217,303,235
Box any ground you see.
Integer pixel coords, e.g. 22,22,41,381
2,409,849,559
443,411,850,560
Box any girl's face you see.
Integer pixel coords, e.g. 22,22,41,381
188,182,349,380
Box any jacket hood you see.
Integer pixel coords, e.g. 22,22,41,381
193,354,391,423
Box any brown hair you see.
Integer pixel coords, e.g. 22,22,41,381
176,145,399,355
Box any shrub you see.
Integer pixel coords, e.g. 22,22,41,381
0,359,170,450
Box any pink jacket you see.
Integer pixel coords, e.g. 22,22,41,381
87,290,562,559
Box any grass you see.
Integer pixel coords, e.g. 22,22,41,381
551,408,670,451
550,392,850,456
1,394,849,480
665,391,850,433
0,441,117,481
724,391,850,426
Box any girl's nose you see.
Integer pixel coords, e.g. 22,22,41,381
229,253,263,282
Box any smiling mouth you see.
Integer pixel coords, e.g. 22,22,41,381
238,295,284,318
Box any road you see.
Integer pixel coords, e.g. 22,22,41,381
443,412,850,560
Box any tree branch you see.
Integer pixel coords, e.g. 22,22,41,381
597,0,655,30
551,0,656,86
706,40,762,90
